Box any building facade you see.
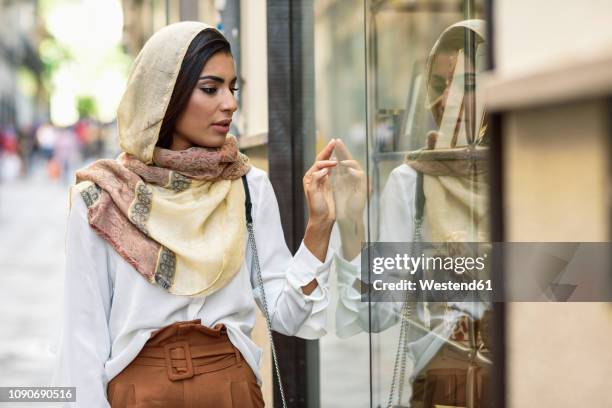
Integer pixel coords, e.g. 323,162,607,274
118,1,612,407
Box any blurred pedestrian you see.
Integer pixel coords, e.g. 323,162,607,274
0,125,23,182
53,127,81,185
17,123,37,177
36,123,57,161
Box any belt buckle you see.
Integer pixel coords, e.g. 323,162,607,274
163,341,194,381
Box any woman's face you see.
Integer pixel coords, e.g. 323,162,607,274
171,52,238,150
429,48,478,135
429,50,460,124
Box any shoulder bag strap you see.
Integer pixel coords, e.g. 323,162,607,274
241,175,288,408
387,170,426,408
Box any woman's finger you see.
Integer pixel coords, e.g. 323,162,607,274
334,138,352,161
311,167,330,183
339,159,361,170
306,160,337,176
347,167,364,178
315,139,336,161
313,160,338,170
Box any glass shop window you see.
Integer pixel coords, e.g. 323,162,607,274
316,0,493,407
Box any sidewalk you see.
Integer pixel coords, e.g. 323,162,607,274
0,162,69,388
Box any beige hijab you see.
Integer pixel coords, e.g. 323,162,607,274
407,20,489,242
72,22,250,297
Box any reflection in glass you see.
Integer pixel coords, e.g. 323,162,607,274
332,16,493,408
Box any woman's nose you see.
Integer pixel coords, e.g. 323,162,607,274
221,91,238,113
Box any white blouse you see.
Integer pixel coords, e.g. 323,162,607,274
51,166,333,408
333,163,487,377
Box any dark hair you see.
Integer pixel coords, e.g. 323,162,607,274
156,29,232,149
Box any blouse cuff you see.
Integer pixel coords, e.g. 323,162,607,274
286,240,333,302
336,252,362,286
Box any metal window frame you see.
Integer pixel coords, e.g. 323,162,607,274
266,1,318,407
485,0,507,407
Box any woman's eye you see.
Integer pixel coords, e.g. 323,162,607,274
200,87,217,95
230,87,239,94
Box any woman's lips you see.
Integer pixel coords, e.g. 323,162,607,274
211,123,230,134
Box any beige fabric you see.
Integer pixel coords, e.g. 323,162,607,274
425,19,487,111
426,19,487,147
422,173,489,242
407,19,489,243
73,22,251,297
118,21,214,165
145,176,246,296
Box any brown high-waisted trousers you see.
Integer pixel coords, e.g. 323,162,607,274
107,319,264,407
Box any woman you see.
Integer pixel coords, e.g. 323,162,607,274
52,22,337,407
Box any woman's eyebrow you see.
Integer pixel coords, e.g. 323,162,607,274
199,75,224,83
198,75,238,83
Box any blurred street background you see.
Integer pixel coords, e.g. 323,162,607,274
0,0,128,390
0,161,67,387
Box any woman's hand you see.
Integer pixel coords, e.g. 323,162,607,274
330,139,367,261
302,139,337,287
303,139,337,227
331,139,367,225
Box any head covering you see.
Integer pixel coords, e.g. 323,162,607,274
72,22,251,297
425,19,487,146
406,19,489,242
119,21,211,164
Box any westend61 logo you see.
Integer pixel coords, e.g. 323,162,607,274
361,242,493,302
362,242,612,302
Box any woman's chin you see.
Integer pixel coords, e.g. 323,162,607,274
195,134,227,148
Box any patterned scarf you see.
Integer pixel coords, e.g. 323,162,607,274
73,135,251,296
405,20,489,243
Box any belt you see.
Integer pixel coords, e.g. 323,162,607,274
132,340,243,381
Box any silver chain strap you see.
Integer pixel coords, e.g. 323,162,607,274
386,218,424,408
386,301,412,408
247,221,288,408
